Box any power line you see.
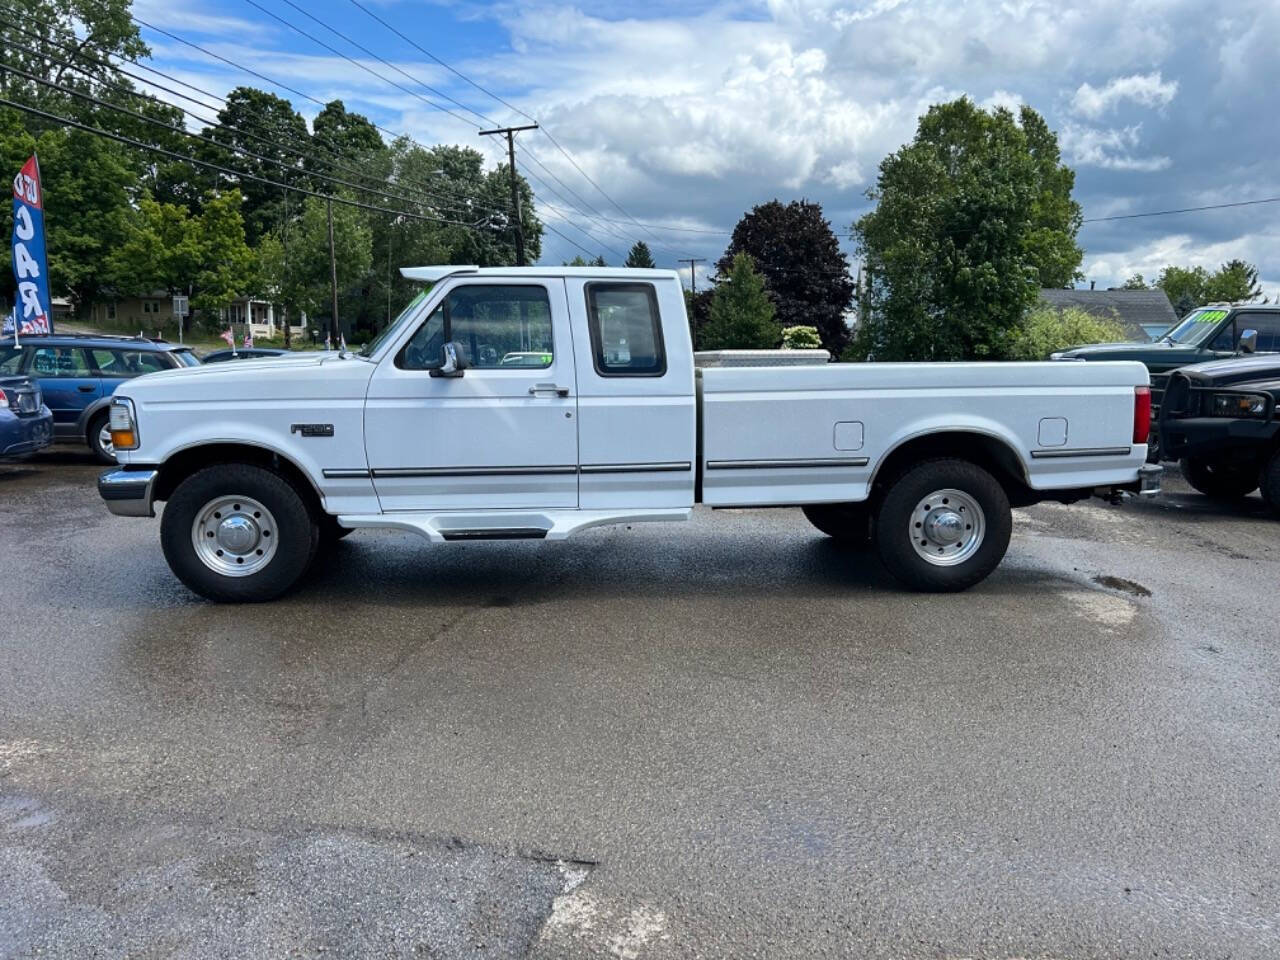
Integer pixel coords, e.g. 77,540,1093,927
239,0,481,129
1083,196,1280,223
0,96,475,225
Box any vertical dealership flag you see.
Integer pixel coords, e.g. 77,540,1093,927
4,155,52,337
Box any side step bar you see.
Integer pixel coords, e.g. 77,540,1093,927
440,528,548,541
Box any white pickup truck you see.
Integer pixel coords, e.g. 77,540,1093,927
98,266,1160,601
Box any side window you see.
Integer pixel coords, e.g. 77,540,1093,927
1236,313,1280,353
1207,319,1236,351
31,347,92,378
397,285,553,370
585,283,665,376
0,346,23,373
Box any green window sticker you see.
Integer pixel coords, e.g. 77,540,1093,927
1194,309,1227,324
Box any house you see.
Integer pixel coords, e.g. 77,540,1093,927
87,293,304,341
1039,288,1177,342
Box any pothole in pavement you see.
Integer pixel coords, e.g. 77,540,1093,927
1091,575,1152,598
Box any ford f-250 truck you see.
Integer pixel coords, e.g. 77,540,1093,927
98,266,1160,601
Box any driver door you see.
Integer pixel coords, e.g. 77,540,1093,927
365,278,579,512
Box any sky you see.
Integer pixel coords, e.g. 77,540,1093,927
132,0,1280,293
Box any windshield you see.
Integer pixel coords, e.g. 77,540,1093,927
360,288,431,357
1157,308,1229,345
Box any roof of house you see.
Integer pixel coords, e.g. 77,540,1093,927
1039,288,1178,340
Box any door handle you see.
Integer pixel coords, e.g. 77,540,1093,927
78,385,96,392
529,384,570,398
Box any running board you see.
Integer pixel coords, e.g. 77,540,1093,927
440,528,547,541
334,508,692,543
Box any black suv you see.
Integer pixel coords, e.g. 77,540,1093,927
0,334,199,463
1159,351,1280,513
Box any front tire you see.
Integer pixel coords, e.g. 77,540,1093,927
802,502,871,547
1179,457,1259,500
87,411,116,464
873,459,1012,592
160,463,319,602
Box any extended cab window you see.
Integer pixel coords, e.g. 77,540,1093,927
398,284,553,370
1235,313,1280,352
586,283,665,376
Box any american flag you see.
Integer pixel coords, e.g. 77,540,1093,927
243,329,253,349
220,327,235,347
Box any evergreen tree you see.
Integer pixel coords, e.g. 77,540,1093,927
625,241,655,268
701,253,778,350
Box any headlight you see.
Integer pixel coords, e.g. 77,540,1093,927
1207,392,1270,419
108,397,140,449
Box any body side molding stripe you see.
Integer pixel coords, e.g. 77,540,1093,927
322,468,372,479
373,465,578,478
705,457,870,470
579,461,692,474
1030,446,1132,460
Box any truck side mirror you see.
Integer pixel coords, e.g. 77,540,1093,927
1239,328,1258,354
429,340,467,378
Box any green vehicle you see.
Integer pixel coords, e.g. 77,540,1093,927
1052,304,1280,459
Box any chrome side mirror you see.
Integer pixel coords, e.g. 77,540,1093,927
1239,328,1258,354
430,340,467,378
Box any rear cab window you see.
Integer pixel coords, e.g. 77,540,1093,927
585,283,666,376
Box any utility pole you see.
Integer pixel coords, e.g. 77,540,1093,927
678,258,705,294
479,123,538,266
327,197,339,346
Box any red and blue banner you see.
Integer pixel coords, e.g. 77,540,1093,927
4,154,52,336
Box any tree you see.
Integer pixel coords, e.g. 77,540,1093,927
625,241,655,268
1120,274,1148,290
1156,260,1264,316
853,98,1081,361
718,199,853,355
684,287,712,349
700,253,778,350
1006,304,1127,361
109,189,254,331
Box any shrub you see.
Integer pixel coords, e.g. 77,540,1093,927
780,325,821,349
1006,304,1127,360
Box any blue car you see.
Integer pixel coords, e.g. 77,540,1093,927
0,373,54,460
0,334,200,463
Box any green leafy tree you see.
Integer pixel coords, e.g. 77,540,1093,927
200,87,310,245
684,287,712,349
1120,274,1148,290
781,325,822,349
718,199,853,355
1156,260,1263,315
625,241,655,268
853,98,1081,361
701,253,778,350
1006,304,1127,360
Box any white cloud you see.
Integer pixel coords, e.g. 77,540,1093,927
1071,72,1178,118
1060,122,1171,172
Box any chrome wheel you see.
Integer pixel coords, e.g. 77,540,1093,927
191,495,278,577
909,488,985,567
98,422,115,456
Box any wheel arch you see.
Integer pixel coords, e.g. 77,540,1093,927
152,441,325,513
868,429,1038,507
78,396,115,437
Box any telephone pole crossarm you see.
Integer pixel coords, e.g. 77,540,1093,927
479,123,539,267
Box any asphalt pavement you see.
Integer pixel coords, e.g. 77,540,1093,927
1,448,1278,958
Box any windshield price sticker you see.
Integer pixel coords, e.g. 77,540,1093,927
1194,309,1227,324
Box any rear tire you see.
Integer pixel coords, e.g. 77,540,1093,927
87,411,115,465
160,463,318,602
1179,457,1259,500
802,502,871,547
1260,451,1280,517
873,459,1012,592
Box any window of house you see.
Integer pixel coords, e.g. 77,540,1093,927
397,285,553,370
585,283,665,376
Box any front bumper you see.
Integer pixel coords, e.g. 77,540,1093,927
1158,416,1278,462
98,467,159,517
1,409,54,458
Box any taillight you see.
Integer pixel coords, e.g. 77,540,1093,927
0,388,8,407
1133,385,1151,444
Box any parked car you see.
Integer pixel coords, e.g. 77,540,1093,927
1051,303,1280,459
0,373,54,460
1159,351,1280,512
0,334,200,463
202,347,289,363
98,265,1159,602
